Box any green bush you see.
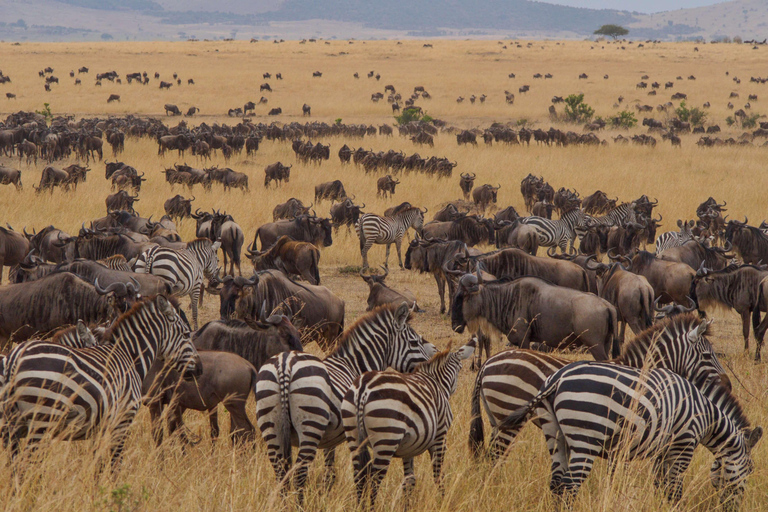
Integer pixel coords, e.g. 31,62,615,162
610,110,637,128
35,103,52,124
726,116,735,126
334,118,342,125
564,94,594,123
675,101,707,127
394,107,429,125
742,113,761,129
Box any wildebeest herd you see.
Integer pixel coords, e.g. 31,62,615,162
0,49,767,511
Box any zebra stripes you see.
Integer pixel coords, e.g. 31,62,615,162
357,206,425,269
0,295,200,467
341,341,474,508
518,208,589,252
255,302,436,503
134,238,220,328
656,219,695,254
500,362,761,507
469,313,727,460
586,201,639,227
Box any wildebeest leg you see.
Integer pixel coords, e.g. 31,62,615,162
148,400,165,447
434,273,446,314
209,408,220,443
741,310,751,351
222,250,229,276
226,400,255,445
167,405,191,445
619,321,626,345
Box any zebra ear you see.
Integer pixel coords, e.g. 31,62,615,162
76,319,89,339
156,295,176,320
212,241,222,251
394,302,410,328
456,343,475,361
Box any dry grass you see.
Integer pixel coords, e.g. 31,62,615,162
0,39,767,511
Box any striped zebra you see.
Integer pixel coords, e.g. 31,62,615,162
134,238,220,329
518,208,590,252
586,201,639,227
342,341,474,508
0,295,201,467
500,362,762,507
656,219,695,254
469,313,728,460
255,302,436,503
356,205,426,270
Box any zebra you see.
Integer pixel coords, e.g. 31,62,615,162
133,238,220,329
500,362,762,508
0,295,201,468
656,219,695,254
468,313,728,460
356,204,426,270
342,340,474,508
518,208,590,252
255,302,436,504
586,201,639,227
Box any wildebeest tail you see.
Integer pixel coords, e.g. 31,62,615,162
311,248,320,285
232,226,244,266
641,289,653,329
468,369,486,458
753,284,765,342
608,305,620,358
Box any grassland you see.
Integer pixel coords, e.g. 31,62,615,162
0,39,768,511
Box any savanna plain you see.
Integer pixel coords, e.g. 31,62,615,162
1,38,768,512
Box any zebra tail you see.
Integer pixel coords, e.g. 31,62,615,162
359,221,366,253
354,387,372,471
468,369,486,459
498,375,559,431
277,356,292,469
753,285,765,342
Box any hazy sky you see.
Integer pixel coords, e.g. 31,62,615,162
542,0,727,13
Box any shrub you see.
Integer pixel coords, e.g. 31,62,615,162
35,103,52,124
675,101,707,127
334,118,342,125
610,110,637,129
395,107,429,125
564,94,594,123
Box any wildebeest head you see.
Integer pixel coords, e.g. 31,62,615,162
653,296,697,320
308,216,333,247
450,269,483,333
206,271,259,319
93,275,142,314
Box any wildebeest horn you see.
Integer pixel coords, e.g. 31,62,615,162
650,197,658,205
696,261,708,277
475,266,483,285
23,227,30,238
259,301,269,323
379,265,389,279
421,207,428,213
607,248,622,261
653,296,673,314
584,254,604,271
126,277,141,294
94,276,127,296
718,200,727,208
471,172,476,177
654,213,662,222
190,195,196,201
684,297,698,312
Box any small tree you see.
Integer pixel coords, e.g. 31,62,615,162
610,110,638,129
594,24,628,40
35,103,52,125
564,94,595,123
675,101,707,127
395,107,430,125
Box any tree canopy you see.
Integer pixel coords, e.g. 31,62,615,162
594,24,629,39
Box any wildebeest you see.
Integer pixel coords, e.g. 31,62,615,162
264,162,291,188
582,190,618,215
613,251,696,306
159,81,172,89
0,226,30,284
105,190,139,214
246,235,321,285
658,240,732,271
457,130,478,145
725,218,768,265
207,166,249,192
494,220,539,256
252,215,333,250
260,83,272,92
473,184,501,213
0,165,22,190
163,194,194,221
185,106,199,117
107,94,120,103
451,272,618,360
422,216,495,247
164,104,182,116
302,103,311,116
268,108,282,116
273,198,311,221
329,198,364,232
459,172,476,200
376,175,400,198
531,200,553,219
34,164,90,194
314,180,347,203
209,270,344,351
360,267,420,311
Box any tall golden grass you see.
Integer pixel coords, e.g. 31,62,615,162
0,39,767,511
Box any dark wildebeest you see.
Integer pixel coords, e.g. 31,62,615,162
164,195,194,222
531,200,553,219
494,220,539,256
260,83,272,92
585,258,655,343
208,212,244,277
724,218,768,265
159,81,173,89
314,180,347,203
105,190,139,214
143,310,302,446
164,104,181,116
107,94,120,103
658,240,732,271
264,162,291,188
582,190,618,215
0,165,23,191
23,225,71,263
422,216,495,247
273,198,311,221
246,235,321,285
51,259,171,297
693,263,768,360
0,271,140,347
473,184,501,213
34,165,88,194
360,267,420,311
451,272,619,359
376,175,400,198
613,251,696,306
252,215,333,250
459,172,476,200
208,270,344,352
302,104,311,116
208,167,249,192
329,198,364,233
185,107,199,117
0,226,31,284
338,144,352,164
268,108,282,116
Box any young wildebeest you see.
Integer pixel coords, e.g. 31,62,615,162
164,194,194,222
376,175,400,198
143,308,302,446
246,235,321,285
360,266,421,311
0,225,31,284
459,172,476,200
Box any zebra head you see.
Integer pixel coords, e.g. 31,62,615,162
153,295,202,380
417,339,476,395
675,316,729,391
194,238,221,278
383,301,436,372
710,426,762,511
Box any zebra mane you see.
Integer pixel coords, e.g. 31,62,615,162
387,202,414,215
619,312,707,360
706,380,750,430
414,344,453,372
105,294,181,340
50,324,80,343
328,303,411,357
186,238,213,249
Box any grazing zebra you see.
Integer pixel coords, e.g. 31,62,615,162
656,219,695,254
0,295,201,467
469,313,728,460
342,340,474,508
134,238,220,329
518,208,590,252
500,362,762,507
255,302,436,503
586,201,639,227
356,205,426,270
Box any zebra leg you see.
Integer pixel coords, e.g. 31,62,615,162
489,427,518,461
557,450,596,504
541,415,568,492
428,434,447,496
189,287,200,330
361,242,372,270
108,410,137,470
395,239,404,269
323,448,337,491
384,243,392,269
401,457,416,503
